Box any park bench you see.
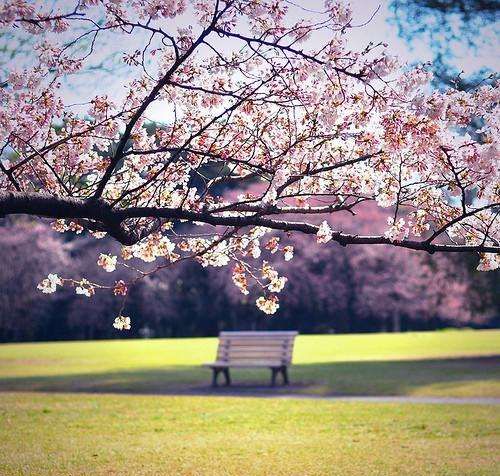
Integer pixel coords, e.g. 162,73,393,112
203,331,298,387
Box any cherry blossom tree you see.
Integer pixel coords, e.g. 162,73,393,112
0,0,498,325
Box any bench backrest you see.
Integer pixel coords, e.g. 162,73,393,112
216,331,298,365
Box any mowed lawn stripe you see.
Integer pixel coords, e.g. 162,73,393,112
0,330,499,397
0,392,498,476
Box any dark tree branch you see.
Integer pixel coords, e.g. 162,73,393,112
1,191,498,253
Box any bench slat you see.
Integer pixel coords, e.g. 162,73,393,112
217,354,291,362
217,338,294,348
219,345,292,350
217,348,292,355
217,341,294,347
219,349,291,355
203,361,285,368
218,341,294,347
218,347,292,353
219,331,298,336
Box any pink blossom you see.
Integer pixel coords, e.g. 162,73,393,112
317,221,333,244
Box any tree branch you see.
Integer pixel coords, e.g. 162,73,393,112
2,191,498,253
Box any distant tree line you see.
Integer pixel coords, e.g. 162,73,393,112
1,211,498,342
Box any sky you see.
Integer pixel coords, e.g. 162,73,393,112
346,0,498,73
4,0,498,122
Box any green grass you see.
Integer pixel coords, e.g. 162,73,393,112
0,330,499,475
0,392,498,476
0,329,499,397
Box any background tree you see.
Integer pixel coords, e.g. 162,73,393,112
0,214,497,342
389,0,499,87
0,220,70,340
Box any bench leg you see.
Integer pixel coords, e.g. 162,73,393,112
271,367,279,386
222,368,231,386
281,366,289,385
271,366,289,386
211,368,220,387
212,367,231,387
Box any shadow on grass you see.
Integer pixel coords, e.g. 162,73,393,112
0,357,498,397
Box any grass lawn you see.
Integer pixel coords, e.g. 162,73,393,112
0,329,499,397
0,330,499,475
0,392,499,476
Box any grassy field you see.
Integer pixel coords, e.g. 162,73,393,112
0,330,499,475
0,392,499,476
0,329,499,396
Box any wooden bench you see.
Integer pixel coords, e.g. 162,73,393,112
203,331,298,387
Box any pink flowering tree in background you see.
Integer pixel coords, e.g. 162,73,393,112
0,0,498,327
0,217,495,341
0,221,71,340
219,201,497,333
